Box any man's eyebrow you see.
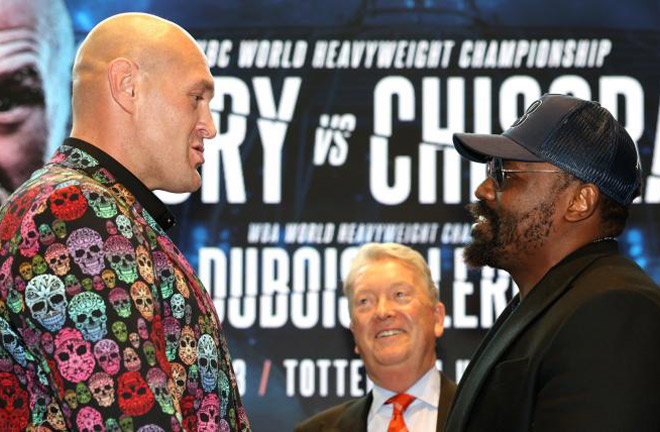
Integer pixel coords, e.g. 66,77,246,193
202,79,214,96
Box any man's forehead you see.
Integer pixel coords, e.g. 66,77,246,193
0,30,41,75
0,0,40,30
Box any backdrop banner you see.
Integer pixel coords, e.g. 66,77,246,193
63,3,660,429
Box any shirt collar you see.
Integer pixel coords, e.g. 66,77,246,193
56,137,176,231
369,366,440,418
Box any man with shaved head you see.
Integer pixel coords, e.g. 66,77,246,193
0,0,73,203
0,13,250,431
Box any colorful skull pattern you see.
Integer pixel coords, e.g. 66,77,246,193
54,328,95,383
93,339,121,375
45,243,71,276
117,371,154,417
0,143,248,430
68,291,108,342
67,228,105,276
25,274,67,331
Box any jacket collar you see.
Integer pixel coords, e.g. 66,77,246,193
51,138,176,231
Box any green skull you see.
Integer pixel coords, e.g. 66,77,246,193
83,187,118,219
64,274,81,294
31,254,47,275
143,341,156,366
147,368,175,415
8,233,20,254
31,395,48,424
64,389,78,409
7,288,23,313
38,224,55,244
229,407,237,429
92,168,113,185
112,321,128,342
76,382,92,404
119,415,133,432
51,220,67,239
81,277,93,291
145,227,157,249
188,364,199,382
105,417,121,432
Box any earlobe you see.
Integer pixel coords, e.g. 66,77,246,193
566,184,599,222
108,58,138,114
434,302,446,338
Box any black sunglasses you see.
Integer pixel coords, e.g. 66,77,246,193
486,158,562,191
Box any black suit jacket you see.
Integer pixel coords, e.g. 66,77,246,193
445,240,660,432
295,371,456,432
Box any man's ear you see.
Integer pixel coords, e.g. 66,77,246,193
434,302,446,338
565,183,600,222
349,321,360,355
108,58,138,114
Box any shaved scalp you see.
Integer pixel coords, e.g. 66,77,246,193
72,13,203,117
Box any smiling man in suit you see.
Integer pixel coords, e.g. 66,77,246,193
445,94,660,432
296,242,456,432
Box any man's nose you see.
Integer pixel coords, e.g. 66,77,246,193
200,105,218,139
475,176,496,202
374,297,394,319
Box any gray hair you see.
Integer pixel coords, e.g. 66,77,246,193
343,242,439,304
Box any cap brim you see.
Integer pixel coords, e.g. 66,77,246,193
453,133,543,163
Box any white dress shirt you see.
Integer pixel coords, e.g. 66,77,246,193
367,367,440,432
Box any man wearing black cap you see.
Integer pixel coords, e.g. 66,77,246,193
445,94,660,432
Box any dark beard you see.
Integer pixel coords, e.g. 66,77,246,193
463,198,556,270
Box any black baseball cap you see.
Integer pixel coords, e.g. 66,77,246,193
453,93,642,205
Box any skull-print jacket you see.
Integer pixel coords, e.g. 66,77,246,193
0,138,250,431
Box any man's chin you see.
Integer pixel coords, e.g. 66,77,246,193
463,239,499,269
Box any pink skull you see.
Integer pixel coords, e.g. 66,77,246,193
76,406,104,432
45,243,71,276
106,220,118,235
89,371,115,407
197,393,220,432
66,228,105,275
19,218,40,257
137,318,149,340
93,339,121,375
0,257,13,297
109,287,131,318
41,332,54,354
123,347,141,371
54,327,95,383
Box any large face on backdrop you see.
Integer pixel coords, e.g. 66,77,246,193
349,258,444,382
0,1,48,199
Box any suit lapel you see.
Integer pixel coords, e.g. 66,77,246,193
336,392,372,432
446,248,611,431
437,372,456,432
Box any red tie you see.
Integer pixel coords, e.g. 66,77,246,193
385,393,416,432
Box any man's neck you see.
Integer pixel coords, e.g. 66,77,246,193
370,360,437,394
